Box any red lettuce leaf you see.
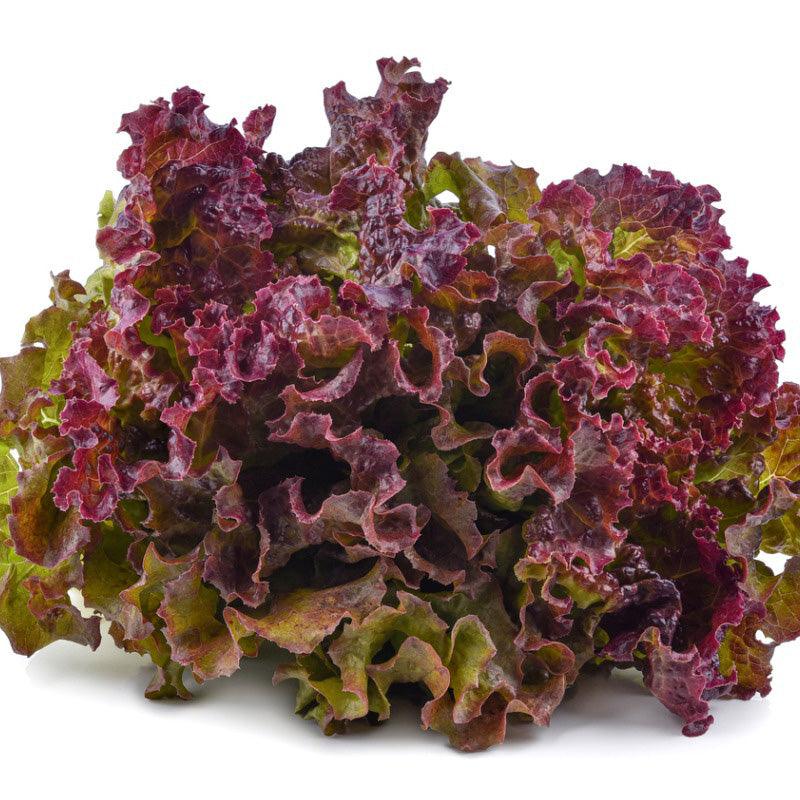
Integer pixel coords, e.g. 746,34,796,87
1,58,797,752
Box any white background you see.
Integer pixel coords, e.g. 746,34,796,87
1,1,798,796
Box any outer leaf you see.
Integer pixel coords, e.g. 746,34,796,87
225,564,386,654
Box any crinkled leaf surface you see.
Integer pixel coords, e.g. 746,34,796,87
0,58,797,752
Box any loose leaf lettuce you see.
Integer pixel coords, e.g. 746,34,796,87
1,58,798,751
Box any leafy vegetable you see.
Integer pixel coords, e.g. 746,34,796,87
1,57,798,751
